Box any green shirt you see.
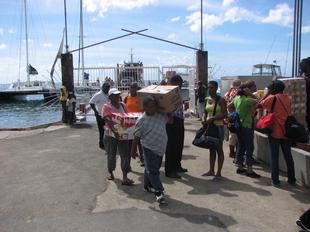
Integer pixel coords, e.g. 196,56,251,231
233,96,256,128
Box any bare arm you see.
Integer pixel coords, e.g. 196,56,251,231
130,136,140,159
90,103,99,116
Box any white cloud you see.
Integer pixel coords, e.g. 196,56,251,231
84,0,98,12
261,3,293,27
0,28,3,35
224,7,258,23
222,0,235,7
302,25,310,34
186,3,295,33
186,12,223,32
84,0,158,16
171,16,181,22
43,43,53,48
0,43,7,49
187,3,200,11
8,29,15,34
167,33,176,41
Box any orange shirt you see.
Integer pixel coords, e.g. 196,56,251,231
261,94,291,139
124,95,142,113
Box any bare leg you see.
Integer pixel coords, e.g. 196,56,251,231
216,143,224,176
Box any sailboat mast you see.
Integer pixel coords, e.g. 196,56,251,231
24,0,30,85
80,0,85,86
64,0,69,53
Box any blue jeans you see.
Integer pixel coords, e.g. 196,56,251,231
236,127,254,166
268,136,296,184
143,146,164,193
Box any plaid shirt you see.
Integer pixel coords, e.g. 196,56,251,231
134,112,168,156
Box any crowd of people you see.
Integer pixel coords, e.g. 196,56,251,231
88,76,187,204
77,75,300,205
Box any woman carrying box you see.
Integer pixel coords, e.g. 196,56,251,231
102,88,133,186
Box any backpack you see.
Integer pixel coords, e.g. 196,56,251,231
285,116,309,143
278,98,309,143
227,111,242,133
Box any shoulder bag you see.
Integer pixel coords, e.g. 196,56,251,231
192,96,220,149
255,96,277,134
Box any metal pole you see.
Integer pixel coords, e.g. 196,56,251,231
64,0,69,53
121,29,199,51
200,0,203,51
297,0,303,75
80,0,85,86
24,0,30,85
69,29,149,53
292,0,297,77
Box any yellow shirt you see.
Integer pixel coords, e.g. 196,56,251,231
59,86,68,101
205,98,223,126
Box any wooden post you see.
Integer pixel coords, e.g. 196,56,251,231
60,53,74,123
196,50,208,85
61,53,74,92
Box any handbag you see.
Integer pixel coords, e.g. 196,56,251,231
256,97,277,134
277,98,309,143
192,96,220,149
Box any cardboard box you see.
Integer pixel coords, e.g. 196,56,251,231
114,124,135,140
109,113,142,140
111,113,142,128
279,78,307,126
137,85,181,113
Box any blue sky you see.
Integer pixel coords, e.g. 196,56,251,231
0,0,309,84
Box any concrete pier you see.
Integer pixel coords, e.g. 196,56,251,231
0,118,309,232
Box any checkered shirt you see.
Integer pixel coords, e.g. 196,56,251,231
134,112,168,156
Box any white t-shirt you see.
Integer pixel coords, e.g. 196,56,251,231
89,91,109,116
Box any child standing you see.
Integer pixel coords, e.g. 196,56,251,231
66,93,76,125
130,96,168,204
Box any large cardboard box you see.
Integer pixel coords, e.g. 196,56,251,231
279,78,307,126
110,112,142,140
137,85,181,113
111,113,142,128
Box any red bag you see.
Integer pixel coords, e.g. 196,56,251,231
255,97,277,134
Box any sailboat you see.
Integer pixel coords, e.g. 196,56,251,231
73,0,101,99
0,0,56,102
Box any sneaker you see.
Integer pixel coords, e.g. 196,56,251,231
143,185,155,193
155,192,166,204
165,172,181,179
177,167,188,173
288,180,296,186
99,142,105,150
296,219,310,232
246,171,261,178
271,181,281,187
236,168,246,174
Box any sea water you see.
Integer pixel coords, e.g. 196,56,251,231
0,101,62,129
0,84,61,129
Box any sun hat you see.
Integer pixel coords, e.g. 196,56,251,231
108,88,121,96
